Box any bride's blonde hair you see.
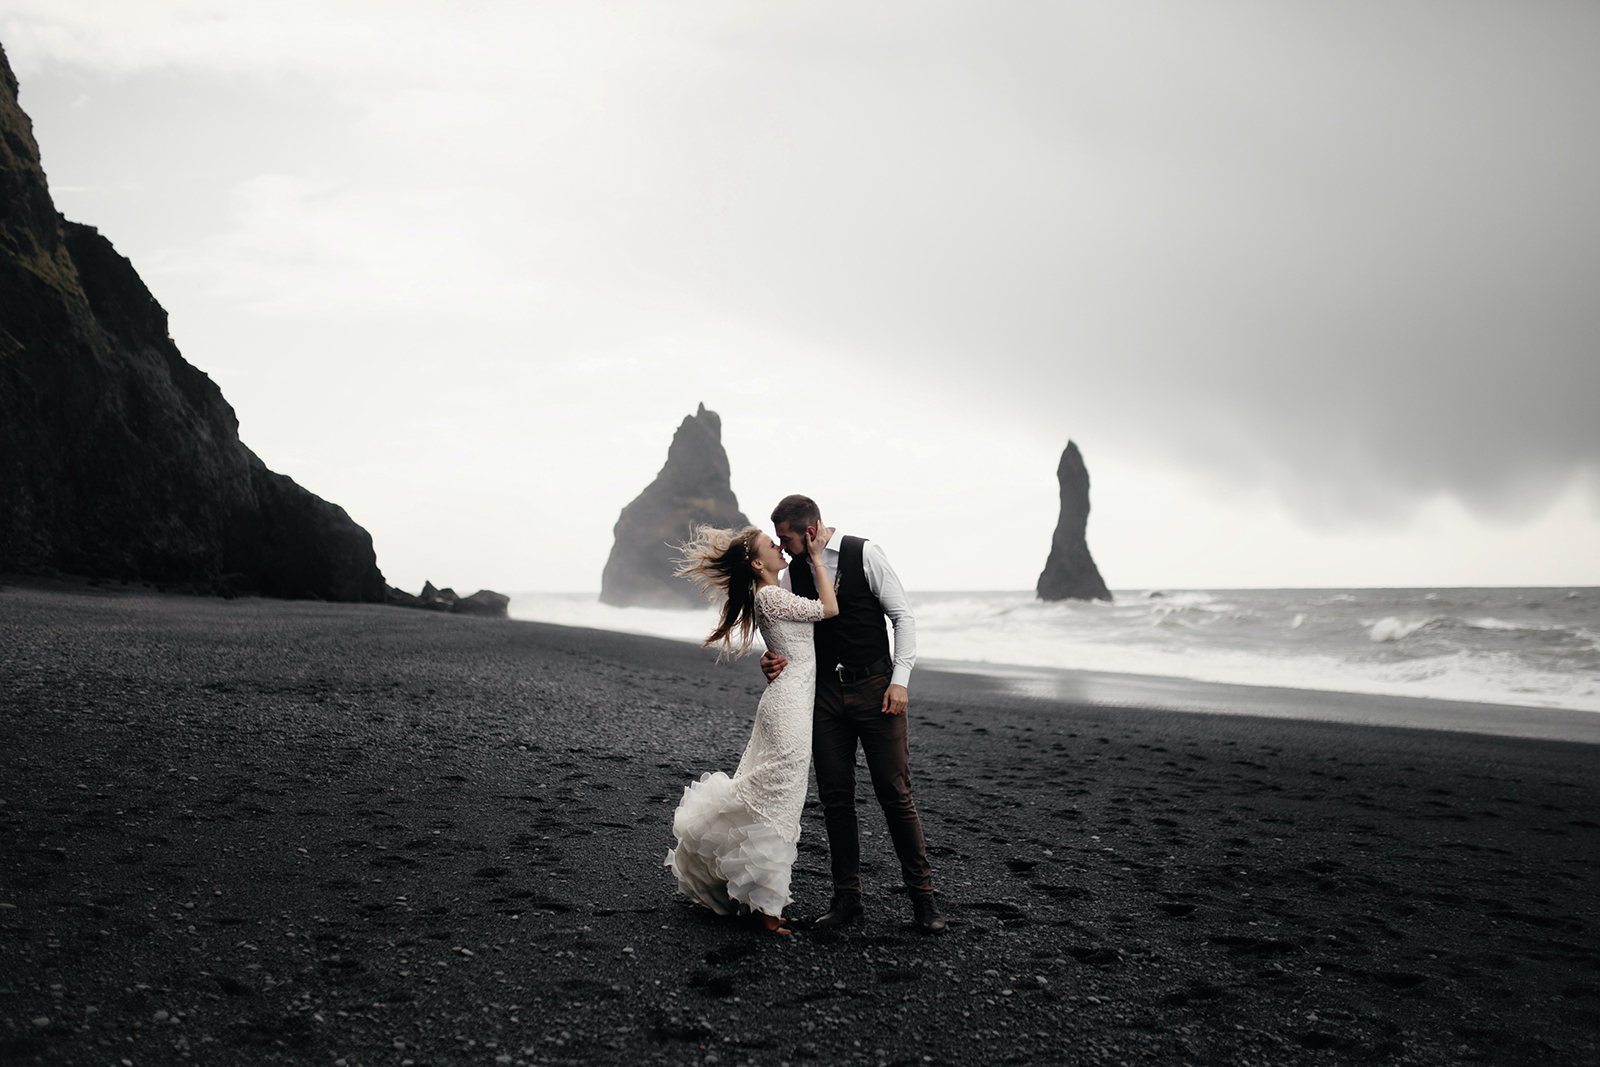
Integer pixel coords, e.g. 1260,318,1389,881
674,524,764,655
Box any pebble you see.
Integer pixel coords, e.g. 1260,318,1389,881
30,1017,49,1028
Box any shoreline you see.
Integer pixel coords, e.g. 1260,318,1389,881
508,587,1600,736
3,584,1598,1066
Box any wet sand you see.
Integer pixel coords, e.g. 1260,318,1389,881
918,661,1600,744
2,582,1597,1066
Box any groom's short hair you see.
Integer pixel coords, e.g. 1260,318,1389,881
771,494,821,531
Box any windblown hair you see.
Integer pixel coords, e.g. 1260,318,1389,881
674,524,764,655
770,494,820,532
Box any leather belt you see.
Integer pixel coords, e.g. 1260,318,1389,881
835,656,892,684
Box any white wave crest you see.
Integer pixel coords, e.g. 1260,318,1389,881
1468,617,1563,633
1367,616,1431,642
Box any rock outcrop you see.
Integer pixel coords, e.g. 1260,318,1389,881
0,43,385,601
600,403,750,608
1036,440,1112,602
387,582,509,618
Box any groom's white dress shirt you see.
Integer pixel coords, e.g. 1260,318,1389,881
781,528,917,689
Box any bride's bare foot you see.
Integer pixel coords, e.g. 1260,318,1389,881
762,914,792,936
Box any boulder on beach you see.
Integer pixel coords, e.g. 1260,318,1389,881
452,589,511,617
417,581,458,612
600,403,751,609
0,44,384,602
1036,440,1112,602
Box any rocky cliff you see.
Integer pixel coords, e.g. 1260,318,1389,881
0,43,385,600
600,404,750,608
1036,440,1112,602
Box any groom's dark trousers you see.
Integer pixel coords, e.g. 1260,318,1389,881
812,668,933,900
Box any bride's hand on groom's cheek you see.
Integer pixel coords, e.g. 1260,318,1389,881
761,650,787,682
805,525,832,555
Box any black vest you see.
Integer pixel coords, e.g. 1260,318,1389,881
789,535,892,670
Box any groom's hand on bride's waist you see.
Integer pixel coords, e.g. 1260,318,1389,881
881,684,908,716
760,651,787,682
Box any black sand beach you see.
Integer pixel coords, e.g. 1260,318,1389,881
2,582,1597,1067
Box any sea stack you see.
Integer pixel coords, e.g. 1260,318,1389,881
0,44,385,600
1036,440,1112,602
600,404,750,609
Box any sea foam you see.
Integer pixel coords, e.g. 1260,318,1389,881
511,588,1600,714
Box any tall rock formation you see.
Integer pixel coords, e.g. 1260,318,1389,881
600,404,750,608
0,43,384,600
1036,440,1112,602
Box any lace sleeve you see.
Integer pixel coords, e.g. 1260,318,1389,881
756,584,826,623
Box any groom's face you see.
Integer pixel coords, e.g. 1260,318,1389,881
773,521,809,559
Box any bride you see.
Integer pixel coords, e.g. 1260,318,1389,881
664,523,838,934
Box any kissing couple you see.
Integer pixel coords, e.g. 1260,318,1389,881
663,494,945,935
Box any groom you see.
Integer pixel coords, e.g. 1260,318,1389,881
761,494,946,933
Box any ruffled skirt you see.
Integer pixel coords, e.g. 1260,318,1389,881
664,771,798,918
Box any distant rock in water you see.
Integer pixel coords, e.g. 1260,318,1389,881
601,403,751,609
0,44,384,601
387,582,509,618
1036,441,1112,602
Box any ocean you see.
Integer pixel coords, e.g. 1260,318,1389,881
509,588,1600,714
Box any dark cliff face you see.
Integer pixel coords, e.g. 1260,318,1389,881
1036,440,1112,602
0,43,384,600
600,403,751,609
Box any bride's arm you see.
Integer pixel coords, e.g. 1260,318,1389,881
806,527,840,619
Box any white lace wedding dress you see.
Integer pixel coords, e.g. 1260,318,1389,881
664,584,824,917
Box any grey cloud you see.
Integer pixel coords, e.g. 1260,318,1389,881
613,2,1600,522
12,2,1597,529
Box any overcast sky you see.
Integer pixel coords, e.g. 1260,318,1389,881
4,1,1596,592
